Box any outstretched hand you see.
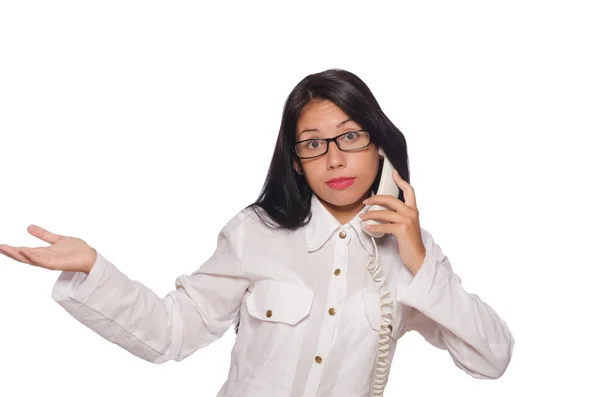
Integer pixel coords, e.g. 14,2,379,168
0,224,97,274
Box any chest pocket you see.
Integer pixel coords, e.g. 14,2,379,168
238,279,315,396
246,279,315,325
363,282,410,340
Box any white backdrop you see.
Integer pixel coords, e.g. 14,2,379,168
1,1,598,396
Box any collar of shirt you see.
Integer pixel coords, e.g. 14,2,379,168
304,191,375,256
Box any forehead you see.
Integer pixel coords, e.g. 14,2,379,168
297,100,355,131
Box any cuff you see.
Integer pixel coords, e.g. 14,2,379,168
51,251,111,304
397,249,440,311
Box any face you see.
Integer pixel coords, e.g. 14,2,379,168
294,99,380,223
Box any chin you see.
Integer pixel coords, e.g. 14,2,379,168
316,186,369,208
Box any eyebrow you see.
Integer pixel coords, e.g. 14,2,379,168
299,118,354,137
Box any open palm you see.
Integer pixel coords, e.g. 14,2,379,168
0,224,97,274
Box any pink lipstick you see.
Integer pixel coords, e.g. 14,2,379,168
326,177,355,190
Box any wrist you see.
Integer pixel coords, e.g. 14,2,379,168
83,247,97,274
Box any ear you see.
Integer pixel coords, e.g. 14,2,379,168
293,159,303,175
372,142,383,161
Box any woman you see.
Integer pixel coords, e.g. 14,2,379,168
0,69,515,397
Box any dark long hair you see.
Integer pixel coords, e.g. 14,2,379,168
234,68,410,334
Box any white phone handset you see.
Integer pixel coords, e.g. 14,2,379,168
361,147,400,238
361,147,399,397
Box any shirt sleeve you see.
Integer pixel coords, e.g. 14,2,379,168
397,228,515,379
50,211,250,364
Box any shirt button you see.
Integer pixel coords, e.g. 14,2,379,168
266,310,272,318
328,308,336,316
315,356,323,364
334,268,341,276
338,231,347,239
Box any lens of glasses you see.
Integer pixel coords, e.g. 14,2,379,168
296,130,370,158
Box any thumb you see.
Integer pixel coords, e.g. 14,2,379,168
27,224,62,245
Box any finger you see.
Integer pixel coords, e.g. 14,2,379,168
364,194,413,216
0,245,35,266
19,247,53,269
27,224,61,245
364,223,396,236
392,170,417,209
360,209,404,224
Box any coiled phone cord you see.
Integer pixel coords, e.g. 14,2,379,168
366,235,395,397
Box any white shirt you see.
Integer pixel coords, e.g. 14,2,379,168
51,192,515,397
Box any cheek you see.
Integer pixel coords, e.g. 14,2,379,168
361,155,381,176
300,161,319,180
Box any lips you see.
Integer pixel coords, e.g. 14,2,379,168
326,177,356,190
327,177,355,183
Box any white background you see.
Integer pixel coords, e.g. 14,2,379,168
1,1,599,396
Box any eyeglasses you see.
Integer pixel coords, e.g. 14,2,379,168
294,130,371,159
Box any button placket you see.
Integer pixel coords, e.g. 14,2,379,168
332,226,350,318
332,226,350,309
303,227,350,397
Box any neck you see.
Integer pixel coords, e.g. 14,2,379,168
318,191,371,225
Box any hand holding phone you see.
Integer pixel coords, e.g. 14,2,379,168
361,147,400,238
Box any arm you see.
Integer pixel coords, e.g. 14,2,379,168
398,228,515,379
51,211,250,364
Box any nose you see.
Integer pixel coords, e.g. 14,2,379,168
326,141,346,170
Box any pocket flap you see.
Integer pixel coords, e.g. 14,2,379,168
246,280,314,326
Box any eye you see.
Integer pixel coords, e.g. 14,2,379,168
305,140,322,149
343,131,358,141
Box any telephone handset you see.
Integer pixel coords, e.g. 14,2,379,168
361,147,401,238
361,147,399,397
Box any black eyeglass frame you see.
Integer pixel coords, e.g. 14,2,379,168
294,130,372,159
